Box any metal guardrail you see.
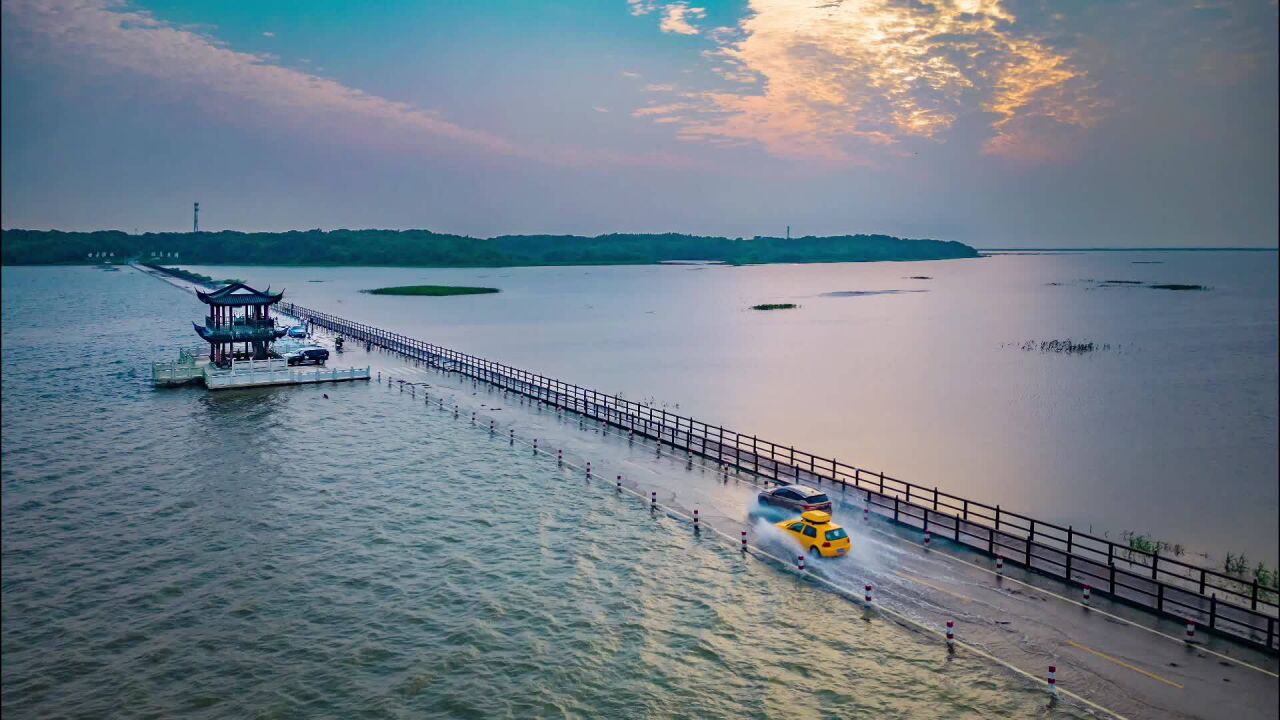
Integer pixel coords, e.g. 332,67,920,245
284,302,1280,653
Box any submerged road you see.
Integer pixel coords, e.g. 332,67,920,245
301,329,1278,720
134,269,1278,720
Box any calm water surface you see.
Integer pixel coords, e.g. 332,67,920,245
199,252,1278,563
2,267,1088,717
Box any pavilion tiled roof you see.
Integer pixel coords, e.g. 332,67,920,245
195,282,284,306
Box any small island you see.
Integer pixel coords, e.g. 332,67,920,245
751,303,798,311
362,285,500,296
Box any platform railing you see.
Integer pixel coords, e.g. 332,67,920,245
283,301,1279,653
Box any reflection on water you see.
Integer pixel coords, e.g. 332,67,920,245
1,267,1089,717
202,252,1278,564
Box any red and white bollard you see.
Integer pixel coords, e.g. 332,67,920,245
490,419,495,433
996,555,1004,573
1185,619,1196,643
864,583,873,604
693,508,700,531
797,554,806,572
945,620,955,650
924,531,932,548
509,428,514,445
471,412,476,425
557,449,563,466
1047,665,1057,695
585,461,591,477
651,491,657,507
741,530,748,551
1082,585,1091,605
616,475,622,492
863,506,869,523
533,439,538,453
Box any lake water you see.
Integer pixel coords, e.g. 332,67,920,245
196,251,1278,565
1,265,1100,718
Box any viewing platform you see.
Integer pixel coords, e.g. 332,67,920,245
152,353,369,390
149,278,370,391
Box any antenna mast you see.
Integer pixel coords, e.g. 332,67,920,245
193,202,200,233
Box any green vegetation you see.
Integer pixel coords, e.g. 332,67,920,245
362,285,499,296
142,263,241,287
1121,531,1185,558
1,229,979,267
751,303,798,311
1115,531,1279,603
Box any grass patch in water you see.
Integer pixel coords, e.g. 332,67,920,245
750,303,798,311
1149,283,1206,291
362,285,500,296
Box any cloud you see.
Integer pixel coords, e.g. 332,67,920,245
620,70,642,79
592,105,610,112
659,3,705,35
628,0,658,16
261,31,274,38
643,83,675,92
635,0,1102,163
4,0,690,169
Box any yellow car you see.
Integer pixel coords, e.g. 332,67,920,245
777,510,851,558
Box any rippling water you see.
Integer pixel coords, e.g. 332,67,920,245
3,267,1090,717
195,252,1278,563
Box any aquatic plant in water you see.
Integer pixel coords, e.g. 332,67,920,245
1010,339,1111,354
750,303,798,311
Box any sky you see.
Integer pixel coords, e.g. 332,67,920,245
1,0,1276,247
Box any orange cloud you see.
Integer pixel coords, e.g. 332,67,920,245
639,0,1101,162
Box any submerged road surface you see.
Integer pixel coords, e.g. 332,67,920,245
317,329,1279,720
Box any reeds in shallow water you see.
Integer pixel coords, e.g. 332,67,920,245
1007,339,1112,354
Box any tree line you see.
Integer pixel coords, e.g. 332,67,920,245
1,228,979,266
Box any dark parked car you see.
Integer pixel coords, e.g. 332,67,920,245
285,347,329,366
758,484,832,512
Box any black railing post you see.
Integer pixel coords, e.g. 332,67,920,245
1109,561,1116,594
1209,594,1217,629
1025,520,1034,567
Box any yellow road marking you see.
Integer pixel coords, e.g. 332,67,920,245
1067,640,1184,689
896,570,973,603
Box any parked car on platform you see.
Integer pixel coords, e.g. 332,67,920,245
777,510,850,558
757,484,832,512
284,346,329,366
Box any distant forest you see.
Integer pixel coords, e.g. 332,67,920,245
0,229,979,267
